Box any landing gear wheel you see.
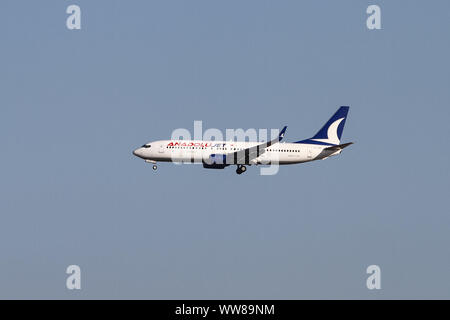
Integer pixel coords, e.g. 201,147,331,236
152,165,157,171
236,165,246,175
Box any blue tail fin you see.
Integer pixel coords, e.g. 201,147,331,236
295,106,349,145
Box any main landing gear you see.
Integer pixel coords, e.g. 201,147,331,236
236,165,247,175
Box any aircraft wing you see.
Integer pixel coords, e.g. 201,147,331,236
229,126,287,165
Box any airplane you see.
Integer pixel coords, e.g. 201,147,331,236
133,106,353,174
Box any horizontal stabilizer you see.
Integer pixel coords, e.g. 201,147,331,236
324,142,354,152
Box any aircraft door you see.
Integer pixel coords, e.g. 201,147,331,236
159,144,165,153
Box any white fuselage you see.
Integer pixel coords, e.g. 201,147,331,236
133,140,341,165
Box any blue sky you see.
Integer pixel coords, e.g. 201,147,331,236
1,0,449,298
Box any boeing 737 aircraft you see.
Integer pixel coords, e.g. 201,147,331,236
133,106,353,174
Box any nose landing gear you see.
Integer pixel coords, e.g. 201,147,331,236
144,159,158,171
236,165,247,175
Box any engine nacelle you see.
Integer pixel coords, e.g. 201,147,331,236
202,154,229,169
202,163,228,169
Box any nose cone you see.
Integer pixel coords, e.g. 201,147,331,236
133,148,144,158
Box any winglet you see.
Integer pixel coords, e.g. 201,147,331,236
261,126,288,149
279,126,287,141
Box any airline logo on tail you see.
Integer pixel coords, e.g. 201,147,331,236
294,106,349,146
311,117,345,145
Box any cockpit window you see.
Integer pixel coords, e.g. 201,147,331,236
141,144,151,148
